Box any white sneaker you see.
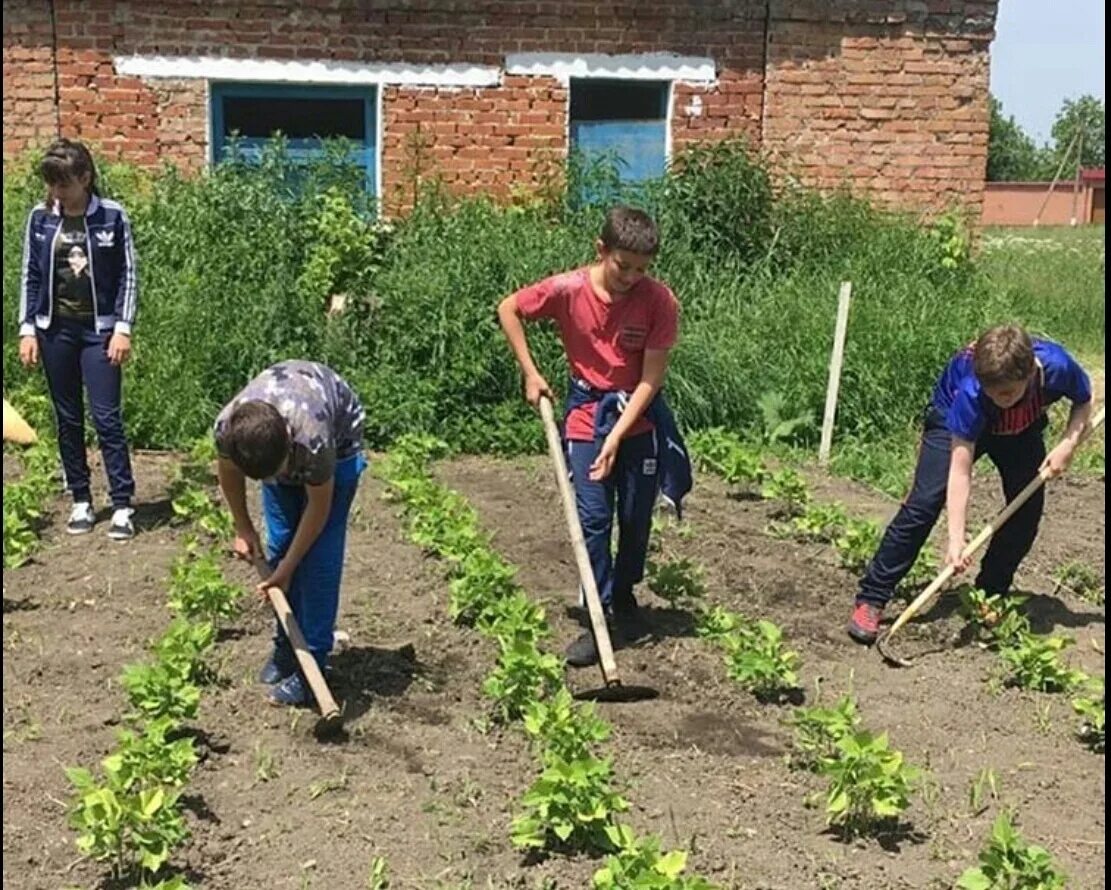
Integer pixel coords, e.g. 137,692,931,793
108,507,135,541
66,502,95,535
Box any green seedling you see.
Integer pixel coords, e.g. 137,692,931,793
121,660,202,723
168,543,242,624
786,696,861,772
408,490,487,564
66,765,188,880
967,767,1000,816
107,717,197,790
694,605,741,641
593,823,718,890
788,501,849,543
3,439,58,568
834,519,882,572
170,486,234,538
522,688,611,764
1072,679,1105,753
476,591,550,646
254,743,281,782
481,638,562,723
959,589,1031,645
688,428,767,488
153,618,216,685
999,632,1089,693
308,768,349,800
511,753,629,854
1053,560,1104,605
722,619,801,702
957,811,1067,889
819,730,921,837
647,557,707,607
3,495,40,569
760,468,810,516
367,856,390,890
448,548,518,626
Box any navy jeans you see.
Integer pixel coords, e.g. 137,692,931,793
858,408,1046,606
263,452,366,669
37,318,135,507
566,431,660,609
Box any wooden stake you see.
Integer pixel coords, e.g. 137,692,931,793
818,281,853,466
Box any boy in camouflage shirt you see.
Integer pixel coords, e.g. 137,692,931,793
215,360,366,706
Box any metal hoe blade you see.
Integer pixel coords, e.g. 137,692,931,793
312,709,347,741
875,631,916,668
573,681,660,704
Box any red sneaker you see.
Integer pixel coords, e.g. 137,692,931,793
847,601,884,644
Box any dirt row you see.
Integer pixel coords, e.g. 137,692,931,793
2,450,1105,889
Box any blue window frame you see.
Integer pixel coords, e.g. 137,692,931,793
569,79,669,183
210,83,377,193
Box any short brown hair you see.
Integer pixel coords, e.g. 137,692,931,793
600,206,659,255
224,401,290,479
973,325,1036,387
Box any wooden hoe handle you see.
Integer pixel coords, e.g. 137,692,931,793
539,396,621,685
885,404,1106,641
252,557,342,721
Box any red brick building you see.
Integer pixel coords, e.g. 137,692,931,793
3,1,998,214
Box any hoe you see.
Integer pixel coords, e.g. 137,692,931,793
877,404,1104,667
3,398,37,445
252,557,345,739
539,396,659,704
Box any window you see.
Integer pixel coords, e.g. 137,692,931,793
210,83,377,193
569,79,669,183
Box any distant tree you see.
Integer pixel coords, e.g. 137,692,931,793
986,95,1053,181
1049,94,1105,170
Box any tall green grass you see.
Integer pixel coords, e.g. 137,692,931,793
980,226,1105,357
3,142,1103,493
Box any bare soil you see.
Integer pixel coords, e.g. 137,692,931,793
2,450,1105,889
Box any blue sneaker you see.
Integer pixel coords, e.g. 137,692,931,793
268,671,310,707
258,648,296,685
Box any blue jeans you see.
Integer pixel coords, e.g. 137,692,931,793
263,452,366,668
38,318,135,507
566,431,660,609
858,409,1046,606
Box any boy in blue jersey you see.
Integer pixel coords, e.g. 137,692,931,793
848,324,1093,644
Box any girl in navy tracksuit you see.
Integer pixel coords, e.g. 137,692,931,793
18,139,139,539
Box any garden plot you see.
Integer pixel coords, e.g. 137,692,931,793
2,443,1105,890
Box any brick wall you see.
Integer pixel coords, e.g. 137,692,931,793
382,77,568,212
2,0,57,161
763,1,995,216
2,0,998,215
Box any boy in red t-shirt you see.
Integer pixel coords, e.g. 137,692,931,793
497,206,682,667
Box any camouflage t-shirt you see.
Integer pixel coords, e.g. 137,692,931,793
214,361,365,486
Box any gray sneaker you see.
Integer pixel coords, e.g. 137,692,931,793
108,507,135,541
66,502,95,535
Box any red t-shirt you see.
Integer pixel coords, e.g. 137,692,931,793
514,267,679,441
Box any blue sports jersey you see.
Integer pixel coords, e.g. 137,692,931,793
931,338,1091,441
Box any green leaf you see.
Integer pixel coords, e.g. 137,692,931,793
872,798,902,817
65,767,94,789
140,787,165,818
655,850,688,878
955,868,992,890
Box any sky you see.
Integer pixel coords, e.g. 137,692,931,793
989,0,1105,145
